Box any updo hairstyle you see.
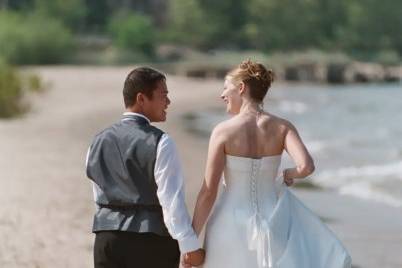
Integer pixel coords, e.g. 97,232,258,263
226,59,274,102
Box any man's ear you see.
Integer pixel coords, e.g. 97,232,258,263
136,93,145,106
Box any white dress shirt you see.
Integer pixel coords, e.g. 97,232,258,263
88,112,200,253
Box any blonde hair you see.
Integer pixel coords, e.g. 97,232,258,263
226,59,274,102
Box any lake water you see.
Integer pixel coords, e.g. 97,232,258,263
186,82,402,207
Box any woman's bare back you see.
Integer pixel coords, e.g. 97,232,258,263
221,112,289,158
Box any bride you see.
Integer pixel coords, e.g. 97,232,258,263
185,60,351,268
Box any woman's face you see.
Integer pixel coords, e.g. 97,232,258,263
221,78,242,115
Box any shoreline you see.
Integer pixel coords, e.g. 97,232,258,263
155,59,402,84
0,66,401,267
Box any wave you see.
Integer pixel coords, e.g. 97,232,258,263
305,140,328,153
314,161,402,187
312,161,402,207
338,181,402,207
276,100,308,114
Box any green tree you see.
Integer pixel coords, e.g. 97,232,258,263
166,0,209,48
313,0,350,49
247,0,321,51
1,0,34,9
108,13,156,57
34,0,87,32
0,59,22,117
341,0,402,56
84,0,110,32
0,11,74,64
199,0,250,49
0,59,44,117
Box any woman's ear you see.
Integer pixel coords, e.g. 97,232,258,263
239,82,246,96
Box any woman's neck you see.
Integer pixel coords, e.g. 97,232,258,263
239,100,263,116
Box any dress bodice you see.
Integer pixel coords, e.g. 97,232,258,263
222,154,282,217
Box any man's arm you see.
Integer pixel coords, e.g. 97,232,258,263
154,134,204,265
86,146,102,207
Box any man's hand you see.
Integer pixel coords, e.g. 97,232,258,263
182,248,205,267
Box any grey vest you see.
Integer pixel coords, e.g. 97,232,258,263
86,114,170,236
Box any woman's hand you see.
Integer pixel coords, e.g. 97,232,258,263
283,169,294,186
182,248,206,267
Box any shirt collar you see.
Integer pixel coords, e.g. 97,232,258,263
122,112,151,124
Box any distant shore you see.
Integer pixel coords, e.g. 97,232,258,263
161,60,402,84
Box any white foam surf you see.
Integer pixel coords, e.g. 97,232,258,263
276,100,308,114
338,181,402,207
314,161,402,187
313,161,402,207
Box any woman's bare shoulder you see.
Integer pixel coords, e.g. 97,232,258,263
262,113,295,131
211,117,241,137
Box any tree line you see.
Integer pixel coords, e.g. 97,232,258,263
1,0,400,118
0,0,401,64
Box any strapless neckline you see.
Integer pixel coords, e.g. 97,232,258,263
225,154,282,172
225,154,282,160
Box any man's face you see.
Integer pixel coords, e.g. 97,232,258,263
142,80,170,122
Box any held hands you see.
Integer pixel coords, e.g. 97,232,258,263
182,248,205,267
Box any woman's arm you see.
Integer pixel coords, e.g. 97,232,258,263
283,121,315,185
192,125,226,236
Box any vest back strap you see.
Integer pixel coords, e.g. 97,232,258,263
97,203,163,211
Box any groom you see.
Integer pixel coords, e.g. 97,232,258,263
86,67,205,268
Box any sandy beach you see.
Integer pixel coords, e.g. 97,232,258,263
0,66,401,268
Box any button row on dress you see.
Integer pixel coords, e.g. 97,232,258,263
250,160,261,213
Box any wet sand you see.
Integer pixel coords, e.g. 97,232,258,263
0,66,401,268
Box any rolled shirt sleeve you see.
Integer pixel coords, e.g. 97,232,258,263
154,134,201,253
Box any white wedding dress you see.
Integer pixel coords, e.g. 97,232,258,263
202,154,352,268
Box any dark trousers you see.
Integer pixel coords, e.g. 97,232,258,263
94,231,180,268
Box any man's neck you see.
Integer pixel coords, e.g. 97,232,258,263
124,109,151,123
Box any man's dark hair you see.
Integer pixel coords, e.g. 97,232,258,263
123,67,166,108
